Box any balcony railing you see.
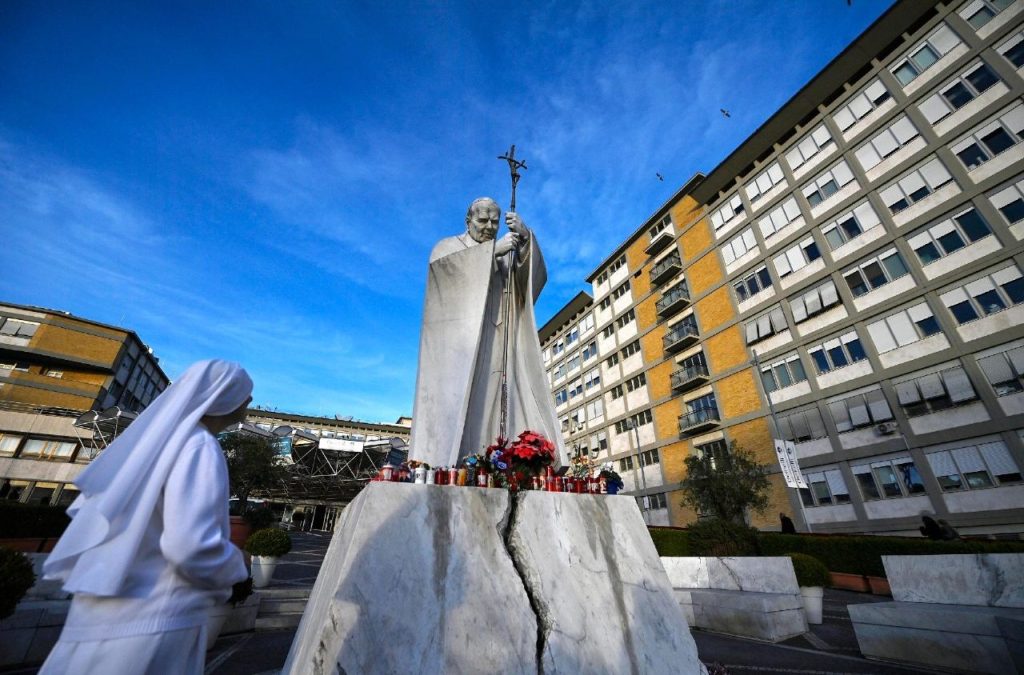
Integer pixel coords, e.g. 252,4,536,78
650,253,682,287
663,322,699,353
645,227,674,255
671,363,710,392
678,407,721,436
656,282,690,317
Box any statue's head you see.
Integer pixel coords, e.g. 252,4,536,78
465,197,500,243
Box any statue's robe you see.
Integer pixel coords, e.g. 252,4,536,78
409,229,565,468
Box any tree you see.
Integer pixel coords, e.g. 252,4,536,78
679,441,771,524
220,433,289,514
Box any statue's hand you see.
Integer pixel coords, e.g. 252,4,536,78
494,232,520,257
505,211,528,235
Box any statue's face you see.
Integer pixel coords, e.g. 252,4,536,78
466,201,500,243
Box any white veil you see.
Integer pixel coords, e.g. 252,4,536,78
43,359,253,596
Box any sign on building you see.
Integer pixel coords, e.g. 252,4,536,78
773,439,807,489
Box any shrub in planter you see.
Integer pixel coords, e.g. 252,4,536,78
787,553,831,588
244,528,292,558
0,547,36,619
648,527,691,557
687,518,760,557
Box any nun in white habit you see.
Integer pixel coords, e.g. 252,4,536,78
40,359,254,674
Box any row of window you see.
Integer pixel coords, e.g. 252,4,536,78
0,433,81,461
1,478,80,507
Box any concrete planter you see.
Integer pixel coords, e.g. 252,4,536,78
866,575,891,596
800,586,823,624
229,516,252,550
251,556,278,588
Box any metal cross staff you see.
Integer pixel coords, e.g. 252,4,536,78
497,145,527,440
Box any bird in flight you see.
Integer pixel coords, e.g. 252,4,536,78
656,173,664,182
720,108,731,118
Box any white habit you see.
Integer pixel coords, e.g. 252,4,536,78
409,228,565,467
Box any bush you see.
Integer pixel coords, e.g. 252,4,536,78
787,553,831,588
687,519,760,556
649,527,691,556
0,503,70,539
0,547,36,619
244,506,277,530
244,528,292,558
760,532,1024,578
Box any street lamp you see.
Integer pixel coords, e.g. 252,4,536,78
625,418,650,523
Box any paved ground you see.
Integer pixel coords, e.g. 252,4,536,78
7,531,940,674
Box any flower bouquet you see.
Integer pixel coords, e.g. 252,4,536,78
486,430,556,490
598,464,624,495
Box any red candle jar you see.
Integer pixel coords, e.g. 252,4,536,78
381,464,394,481
447,468,459,485
476,468,488,487
435,468,447,485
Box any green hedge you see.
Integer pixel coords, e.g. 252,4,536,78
0,503,70,539
759,533,1024,578
649,526,1024,578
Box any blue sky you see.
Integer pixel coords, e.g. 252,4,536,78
1,0,894,423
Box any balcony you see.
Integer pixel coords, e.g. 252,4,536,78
678,407,720,436
650,253,682,287
671,363,710,392
663,322,699,353
645,227,675,255
656,282,690,317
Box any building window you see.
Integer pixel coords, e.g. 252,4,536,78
977,345,1024,396
0,318,39,338
951,103,1024,172
997,30,1024,68
854,115,921,171
927,441,1021,491
777,407,827,443
0,361,31,372
820,201,882,251
596,255,627,285
711,193,746,233
621,340,641,359
566,353,582,374
591,431,608,452
908,205,993,266
853,457,926,500
615,409,653,434
646,492,668,509
605,353,620,368
619,455,634,472
695,439,729,469
808,330,867,375
895,365,978,416
773,237,822,278
843,248,911,297
866,301,942,353
760,353,808,393
734,266,774,303
601,324,615,339
960,0,1017,30
552,340,565,356
19,438,78,461
625,373,646,392
568,378,584,400
582,341,598,361
599,297,612,310
785,123,834,172
989,177,1024,226
42,369,64,378
828,388,893,432
1,480,30,502
586,398,604,419
722,227,759,266
833,78,891,132
551,362,567,382
615,309,636,329
0,433,23,457
919,60,1002,125
583,367,600,394
757,197,803,241
802,160,856,208
890,23,962,87
790,278,841,323
639,449,660,467
579,314,595,333
611,281,631,301
649,214,672,238
554,388,568,406
800,469,851,506
566,326,580,346
939,263,1024,324
609,384,624,400
744,305,787,345
744,161,787,205
879,158,954,215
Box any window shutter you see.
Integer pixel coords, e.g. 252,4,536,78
978,353,1014,384
952,446,986,473
929,24,961,55
919,94,951,125
897,381,922,405
849,397,870,427
783,198,801,222
866,389,893,421
943,367,976,403
920,159,952,188
891,116,919,144
807,409,827,438
833,161,854,187
979,441,1019,477
888,312,919,347
868,319,898,353
820,280,839,307
918,373,946,400
907,302,934,323
927,451,958,477
825,470,847,496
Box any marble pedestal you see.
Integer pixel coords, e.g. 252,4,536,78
282,483,705,675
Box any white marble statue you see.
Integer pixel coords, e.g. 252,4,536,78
409,197,565,467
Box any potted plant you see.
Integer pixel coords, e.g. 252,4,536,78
244,528,292,588
787,553,831,625
0,547,36,619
